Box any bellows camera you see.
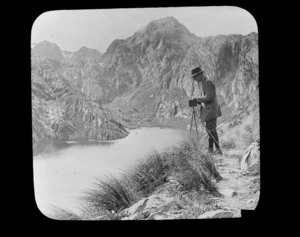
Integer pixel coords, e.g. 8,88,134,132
189,99,198,107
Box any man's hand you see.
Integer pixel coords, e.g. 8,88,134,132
193,98,203,105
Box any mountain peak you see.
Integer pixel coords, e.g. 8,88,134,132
68,46,102,65
36,40,61,49
76,46,102,54
32,40,64,62
153,16,181,25
78,46,89,51
136,16,193,39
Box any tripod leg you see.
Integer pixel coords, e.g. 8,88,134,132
189,111,194,138
193,111,200,144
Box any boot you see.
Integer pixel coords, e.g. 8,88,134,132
214,149,223,155
208,147,214,154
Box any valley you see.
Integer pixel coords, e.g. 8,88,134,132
31,15,260,220
32,16,258,146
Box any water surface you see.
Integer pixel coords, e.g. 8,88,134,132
33,127,188,216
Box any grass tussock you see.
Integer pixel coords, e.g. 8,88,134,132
51,138,221,220
188,139,222,184
163,142,211,193
82,175,136,213
221,138,237,150
125,151,169,197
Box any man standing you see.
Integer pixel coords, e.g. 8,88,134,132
191,66,223,155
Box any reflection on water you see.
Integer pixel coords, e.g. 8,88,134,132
33,127,188,217
33,140,114,158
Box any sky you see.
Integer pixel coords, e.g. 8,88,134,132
31,6,258,53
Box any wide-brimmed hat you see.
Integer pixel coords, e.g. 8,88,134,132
191,66,204,78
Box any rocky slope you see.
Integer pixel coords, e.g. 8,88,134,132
32,16,259,219
32,41,112,105
116,159,259,220
98,17,258,136
31,16,259,142
66,46,102,65
31,56,129,142
90,148,259,220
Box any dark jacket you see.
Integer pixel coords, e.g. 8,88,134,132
196,80,222,122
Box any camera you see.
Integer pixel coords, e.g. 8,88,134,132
189,99,198,107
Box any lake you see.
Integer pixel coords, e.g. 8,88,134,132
33,127,188,216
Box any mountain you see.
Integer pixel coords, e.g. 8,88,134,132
31,16,259,142
32,42,107,103
32,41,64,62
97,17,258,129
31,56,129,142
67,46,102,65
32,42,102,65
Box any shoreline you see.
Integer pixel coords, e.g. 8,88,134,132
33,125,180,143
47,138,260,220
47,139,223,220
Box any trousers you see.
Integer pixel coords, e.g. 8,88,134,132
205,118,220,150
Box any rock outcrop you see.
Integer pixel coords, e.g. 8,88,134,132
31,56,129,142
197,209,238,219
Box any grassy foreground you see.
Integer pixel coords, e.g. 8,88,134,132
49,138,222,220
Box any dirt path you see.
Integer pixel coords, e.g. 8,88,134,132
213,150,260,215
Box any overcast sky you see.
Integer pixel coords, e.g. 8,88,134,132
31,6,258,53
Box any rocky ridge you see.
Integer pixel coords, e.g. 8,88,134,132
32,17,258,136
31,56,129,142
91,151,259,220
66,46,102,65
98,17,258,136
31,16,259,145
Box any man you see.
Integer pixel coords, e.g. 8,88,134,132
191,66,223,155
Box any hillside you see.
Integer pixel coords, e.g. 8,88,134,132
32,15,260,220
31,16,259,147
48,139,260,220
100,17,259,148
31,56,129,142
